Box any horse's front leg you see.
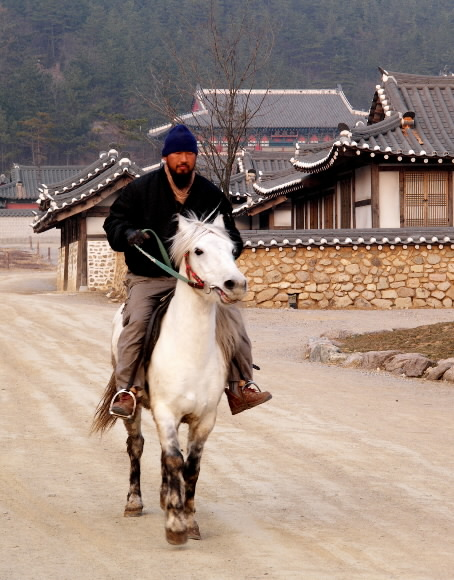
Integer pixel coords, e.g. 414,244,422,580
184,416,216,540
161,446,188,544
156,415,188,545
123,407,144,517
183,440,204,540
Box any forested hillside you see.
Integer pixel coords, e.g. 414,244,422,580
1,0,453,170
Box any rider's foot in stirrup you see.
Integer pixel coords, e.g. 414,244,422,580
109,389,138,419
225,380,272,415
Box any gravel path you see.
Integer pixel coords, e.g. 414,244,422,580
1,269,454,580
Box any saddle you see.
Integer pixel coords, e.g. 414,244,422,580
127,289,175,389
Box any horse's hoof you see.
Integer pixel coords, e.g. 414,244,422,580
124,507,143,517
188,522,201,540
166,529,188,545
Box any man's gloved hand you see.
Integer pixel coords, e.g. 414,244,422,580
126,228,150,246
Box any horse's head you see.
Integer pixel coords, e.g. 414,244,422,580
170,213,247,304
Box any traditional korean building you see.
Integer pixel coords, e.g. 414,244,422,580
32,149,144,291
0,163,85,210
29,70,454,310
148,86,367,153
236,68,454,232
0,163,86,247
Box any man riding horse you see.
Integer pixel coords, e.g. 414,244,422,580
103,124,272,418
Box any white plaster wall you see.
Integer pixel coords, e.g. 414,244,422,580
355,205,372,228
273,206,292,227
379,171,400,227
98,195,117,207
86,217,106,236
355,166,371,201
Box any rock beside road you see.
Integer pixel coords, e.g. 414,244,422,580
305,335,454,382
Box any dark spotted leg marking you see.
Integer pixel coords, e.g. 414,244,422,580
123,407,144,517
161,446,188,545
183,438,205,540
160,452,168,511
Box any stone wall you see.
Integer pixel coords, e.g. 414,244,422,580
87,239,117,291
67,242,78,292
81,241,454,310
57,246,65,291
237,244,454,309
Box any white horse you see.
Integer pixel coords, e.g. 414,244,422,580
92,213,247,545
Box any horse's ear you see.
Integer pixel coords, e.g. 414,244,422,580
177,213,190,232
213,213,225,229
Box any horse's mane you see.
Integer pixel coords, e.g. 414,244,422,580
170,211,231,267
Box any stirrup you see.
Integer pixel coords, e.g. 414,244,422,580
242,380,262,391
109,388,137,419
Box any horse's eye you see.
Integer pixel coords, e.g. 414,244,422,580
194,248,204,256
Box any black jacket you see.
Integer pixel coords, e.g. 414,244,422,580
104,166,243,278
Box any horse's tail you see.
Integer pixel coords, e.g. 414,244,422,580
90,371,118,435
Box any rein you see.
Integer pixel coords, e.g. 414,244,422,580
133,229,207,291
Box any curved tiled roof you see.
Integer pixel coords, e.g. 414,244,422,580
230,151,296,215
0,182,18,200
0,209,36,217
0,164,85,200
293,69,454,174
192,88,366,129
240,227,454,249
254,168,305,195
148,88,367,138
32,150,144,233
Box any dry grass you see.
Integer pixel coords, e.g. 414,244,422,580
339,322,454,362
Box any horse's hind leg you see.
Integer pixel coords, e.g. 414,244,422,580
123,407,144,517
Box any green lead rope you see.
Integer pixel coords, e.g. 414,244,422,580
133,228,192,285
141,228,172,268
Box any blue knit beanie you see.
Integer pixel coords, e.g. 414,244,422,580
162,125,198,156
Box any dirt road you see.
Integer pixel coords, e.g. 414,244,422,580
1,269,454,580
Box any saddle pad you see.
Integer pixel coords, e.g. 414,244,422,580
142,289,175,374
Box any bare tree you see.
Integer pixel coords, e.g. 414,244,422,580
142,0,275,196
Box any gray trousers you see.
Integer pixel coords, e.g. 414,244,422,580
115,272,253,389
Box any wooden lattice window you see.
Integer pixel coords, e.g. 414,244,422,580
340,178,352,228
295,201,305,229
309,200,319,228
403,171,450,226
323,190,335,228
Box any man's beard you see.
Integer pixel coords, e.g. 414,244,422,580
169,168,193,189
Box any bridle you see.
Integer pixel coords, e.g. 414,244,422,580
184,251,206,290
132,225,241,300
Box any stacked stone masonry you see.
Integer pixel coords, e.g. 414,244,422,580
67,242,78,292
91,243,454,310
87,240,117,292
57,246,65,291
236,244,454,309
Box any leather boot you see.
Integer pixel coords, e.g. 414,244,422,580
225,380,272,415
